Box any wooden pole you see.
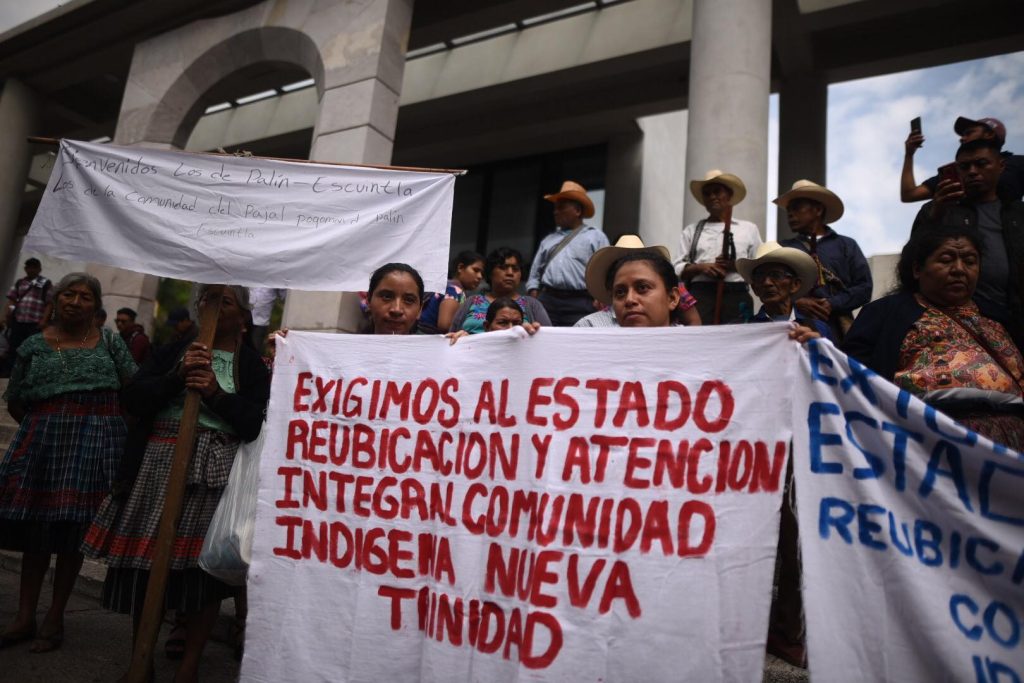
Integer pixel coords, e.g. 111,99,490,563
26,136,467,175
123,286,224,683
711,204,733,325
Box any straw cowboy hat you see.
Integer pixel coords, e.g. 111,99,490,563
689,169,747,206
773,179,845,223
736,241,819,299
585,234,671,305
544,180,595,218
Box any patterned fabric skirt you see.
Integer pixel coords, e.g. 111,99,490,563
0,391,126,553
82,419,240,615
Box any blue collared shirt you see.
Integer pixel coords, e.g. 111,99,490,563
779,228,873,314
526,224,609,291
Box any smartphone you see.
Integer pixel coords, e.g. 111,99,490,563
938,162,959,185
910,117,922,136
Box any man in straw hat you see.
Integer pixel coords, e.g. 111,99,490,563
736,242,831,338
575,235,700,327
526,181,609,326
776,179,872,341
673,170,763,324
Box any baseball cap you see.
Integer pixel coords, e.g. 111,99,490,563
954,116,1006,144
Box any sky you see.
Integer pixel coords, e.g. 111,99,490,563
800,49,1024,257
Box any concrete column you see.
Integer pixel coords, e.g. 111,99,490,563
602,127,644,242
0,80,37,290
776,74,827,241
283,0,414,334
683,0,772,237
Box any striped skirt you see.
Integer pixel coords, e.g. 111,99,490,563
0,390,126,553
82,419,240,615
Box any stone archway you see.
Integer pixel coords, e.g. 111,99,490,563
109,0,413,333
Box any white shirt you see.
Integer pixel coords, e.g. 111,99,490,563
673,218,762,284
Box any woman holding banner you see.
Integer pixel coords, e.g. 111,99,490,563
82,284,270,681
450,247,551,334
844,224,1024,449
0,273,136,653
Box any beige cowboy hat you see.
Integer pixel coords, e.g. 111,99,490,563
585,234,672,305
773,179,845,222
544,180,595,218
689,169,747,206
736,242,819,299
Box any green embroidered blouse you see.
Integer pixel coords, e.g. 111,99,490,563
3,329,138,403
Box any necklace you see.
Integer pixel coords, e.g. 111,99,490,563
54,327,93,374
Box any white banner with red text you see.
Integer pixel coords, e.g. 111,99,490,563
26,139,454,290
241,325,798,682
794,339,1024,682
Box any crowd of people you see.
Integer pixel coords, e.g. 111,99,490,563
0,112,1021,679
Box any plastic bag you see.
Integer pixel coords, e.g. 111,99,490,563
199,427,265,586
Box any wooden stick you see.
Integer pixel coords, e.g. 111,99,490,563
26,136,467,175
123,286,223,683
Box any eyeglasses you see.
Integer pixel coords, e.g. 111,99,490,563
751,268,795,284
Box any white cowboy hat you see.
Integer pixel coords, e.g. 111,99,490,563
773,179,845,223
736,241,819,299
689,169,747,206
585,234,672,305
544,180,595,218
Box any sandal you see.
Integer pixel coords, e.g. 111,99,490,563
0,623,37,649
28,627,63,654
165,611,187,660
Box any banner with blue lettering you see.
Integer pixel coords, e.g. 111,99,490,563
794,339,1024,682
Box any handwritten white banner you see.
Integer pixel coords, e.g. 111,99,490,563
26,140,455,290
242,325,798,682
794,340,1024,682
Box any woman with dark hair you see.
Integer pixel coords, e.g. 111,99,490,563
583,239,683,328
484,298,528,332
450,247,551,334
844,224,1024,449
82,284,270,680
0,273,136,652
418,250,485,334
365,263,425,335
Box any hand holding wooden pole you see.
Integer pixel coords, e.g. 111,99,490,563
124,286,224,683
712,204,734,325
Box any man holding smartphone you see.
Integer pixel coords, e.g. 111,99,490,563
901,115,1024,203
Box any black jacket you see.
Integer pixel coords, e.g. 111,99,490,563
842,292,926,381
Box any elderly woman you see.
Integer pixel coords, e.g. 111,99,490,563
83,284,269,681
450,247,551,334
0,273,136,652
844,225,1024,449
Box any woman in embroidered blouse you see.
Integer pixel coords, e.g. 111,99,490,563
0,273,136,652
82,284,269,681
450,247,551,334
844,225,1024,449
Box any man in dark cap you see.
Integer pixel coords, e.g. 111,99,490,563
902,115,1023,202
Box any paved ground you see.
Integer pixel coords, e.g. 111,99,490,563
0,553,242,682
